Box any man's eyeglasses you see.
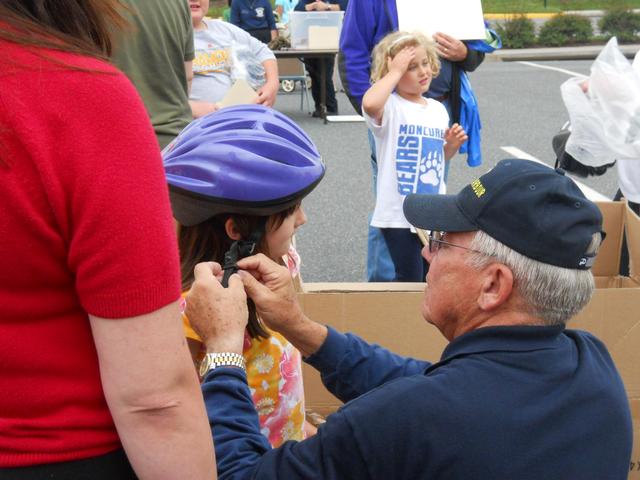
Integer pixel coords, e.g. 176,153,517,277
427,231,485,255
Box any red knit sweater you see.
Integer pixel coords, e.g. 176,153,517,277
0,41,181,467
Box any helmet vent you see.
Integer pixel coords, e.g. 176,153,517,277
263,123,318,157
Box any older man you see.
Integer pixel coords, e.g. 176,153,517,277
187,159,632,479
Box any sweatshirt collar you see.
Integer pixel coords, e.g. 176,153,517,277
427,325,566,374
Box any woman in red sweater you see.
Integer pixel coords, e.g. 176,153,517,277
0,1,216,478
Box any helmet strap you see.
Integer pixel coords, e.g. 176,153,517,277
221,218,267,288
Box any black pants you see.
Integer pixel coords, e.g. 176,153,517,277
246,28,271,44
0,449,137,480
614,188,640,276
303,57,338,114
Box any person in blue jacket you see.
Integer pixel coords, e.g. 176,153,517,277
188,158,632,479
230,0,278,44
338,0,499,282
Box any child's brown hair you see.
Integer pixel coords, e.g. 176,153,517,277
178,204,298,340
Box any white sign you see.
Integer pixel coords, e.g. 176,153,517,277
397,0,486,40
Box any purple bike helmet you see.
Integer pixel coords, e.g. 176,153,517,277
163,105,325,226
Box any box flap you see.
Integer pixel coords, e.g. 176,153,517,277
592,201,624,277
626,202,640,280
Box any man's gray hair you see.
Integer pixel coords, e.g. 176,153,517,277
466,231,599,326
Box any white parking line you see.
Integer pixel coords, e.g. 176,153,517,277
501,146,610,202
518,61,587,78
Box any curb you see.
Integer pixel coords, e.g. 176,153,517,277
485,9,640,20
489,44,640,62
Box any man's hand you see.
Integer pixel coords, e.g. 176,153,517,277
186,262,248,354
237,254,328,357
256,80,278,107
433,32,467,62
236,254,303,331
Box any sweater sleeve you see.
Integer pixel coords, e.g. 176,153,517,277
305,327,431,403
265,1,277,30
458,46,485,72
202,368,370,480
338,0,378,114
37,65,181,318
230,1,241,27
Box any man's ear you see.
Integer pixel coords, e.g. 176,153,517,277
477,263,514,312
224,218,242,240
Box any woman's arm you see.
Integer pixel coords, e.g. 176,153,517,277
90,302,216,479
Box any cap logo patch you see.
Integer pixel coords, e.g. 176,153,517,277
471,179,486,198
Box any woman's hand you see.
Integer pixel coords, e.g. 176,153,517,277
433,32,467,62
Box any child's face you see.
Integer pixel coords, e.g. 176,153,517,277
265,205,307,260
396,46,433,97
189,0,209,28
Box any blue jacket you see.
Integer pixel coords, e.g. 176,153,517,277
338,0,497,166
230,0,276,31
202,325,632,479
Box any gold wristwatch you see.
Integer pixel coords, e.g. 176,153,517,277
199,352,246,378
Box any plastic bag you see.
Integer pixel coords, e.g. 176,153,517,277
229,42,266,91
561,77,617,167
589,37,640,159
552,123,615,177
561,37,640,166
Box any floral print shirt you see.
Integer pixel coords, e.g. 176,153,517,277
181,245,306,446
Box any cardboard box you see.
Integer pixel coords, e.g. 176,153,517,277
299,201,639,478
289,11,344,49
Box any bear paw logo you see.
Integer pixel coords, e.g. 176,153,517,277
419,155,441,186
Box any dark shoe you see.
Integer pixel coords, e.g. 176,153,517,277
311,109,323,118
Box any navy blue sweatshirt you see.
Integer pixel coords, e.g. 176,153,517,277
230,0,276,32
202,325,632,479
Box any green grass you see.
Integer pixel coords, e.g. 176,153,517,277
483,0,640,13
207,2,640,18
210,2,640,18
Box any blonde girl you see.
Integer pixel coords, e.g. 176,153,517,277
362,31,468,282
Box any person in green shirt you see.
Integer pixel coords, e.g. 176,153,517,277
112,0,195,149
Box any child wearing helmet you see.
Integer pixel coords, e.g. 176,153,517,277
163,105,325,446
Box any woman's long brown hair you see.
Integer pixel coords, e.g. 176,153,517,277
178,205,298,340
0,0,127,59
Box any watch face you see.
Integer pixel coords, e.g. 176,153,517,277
199,355,211,377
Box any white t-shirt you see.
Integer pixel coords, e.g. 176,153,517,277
364,93,450,229
617,159,640,203
190,19,275,103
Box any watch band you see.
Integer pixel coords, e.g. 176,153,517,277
199,352,246,378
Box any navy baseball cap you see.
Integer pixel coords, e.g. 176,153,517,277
403,159,604,270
